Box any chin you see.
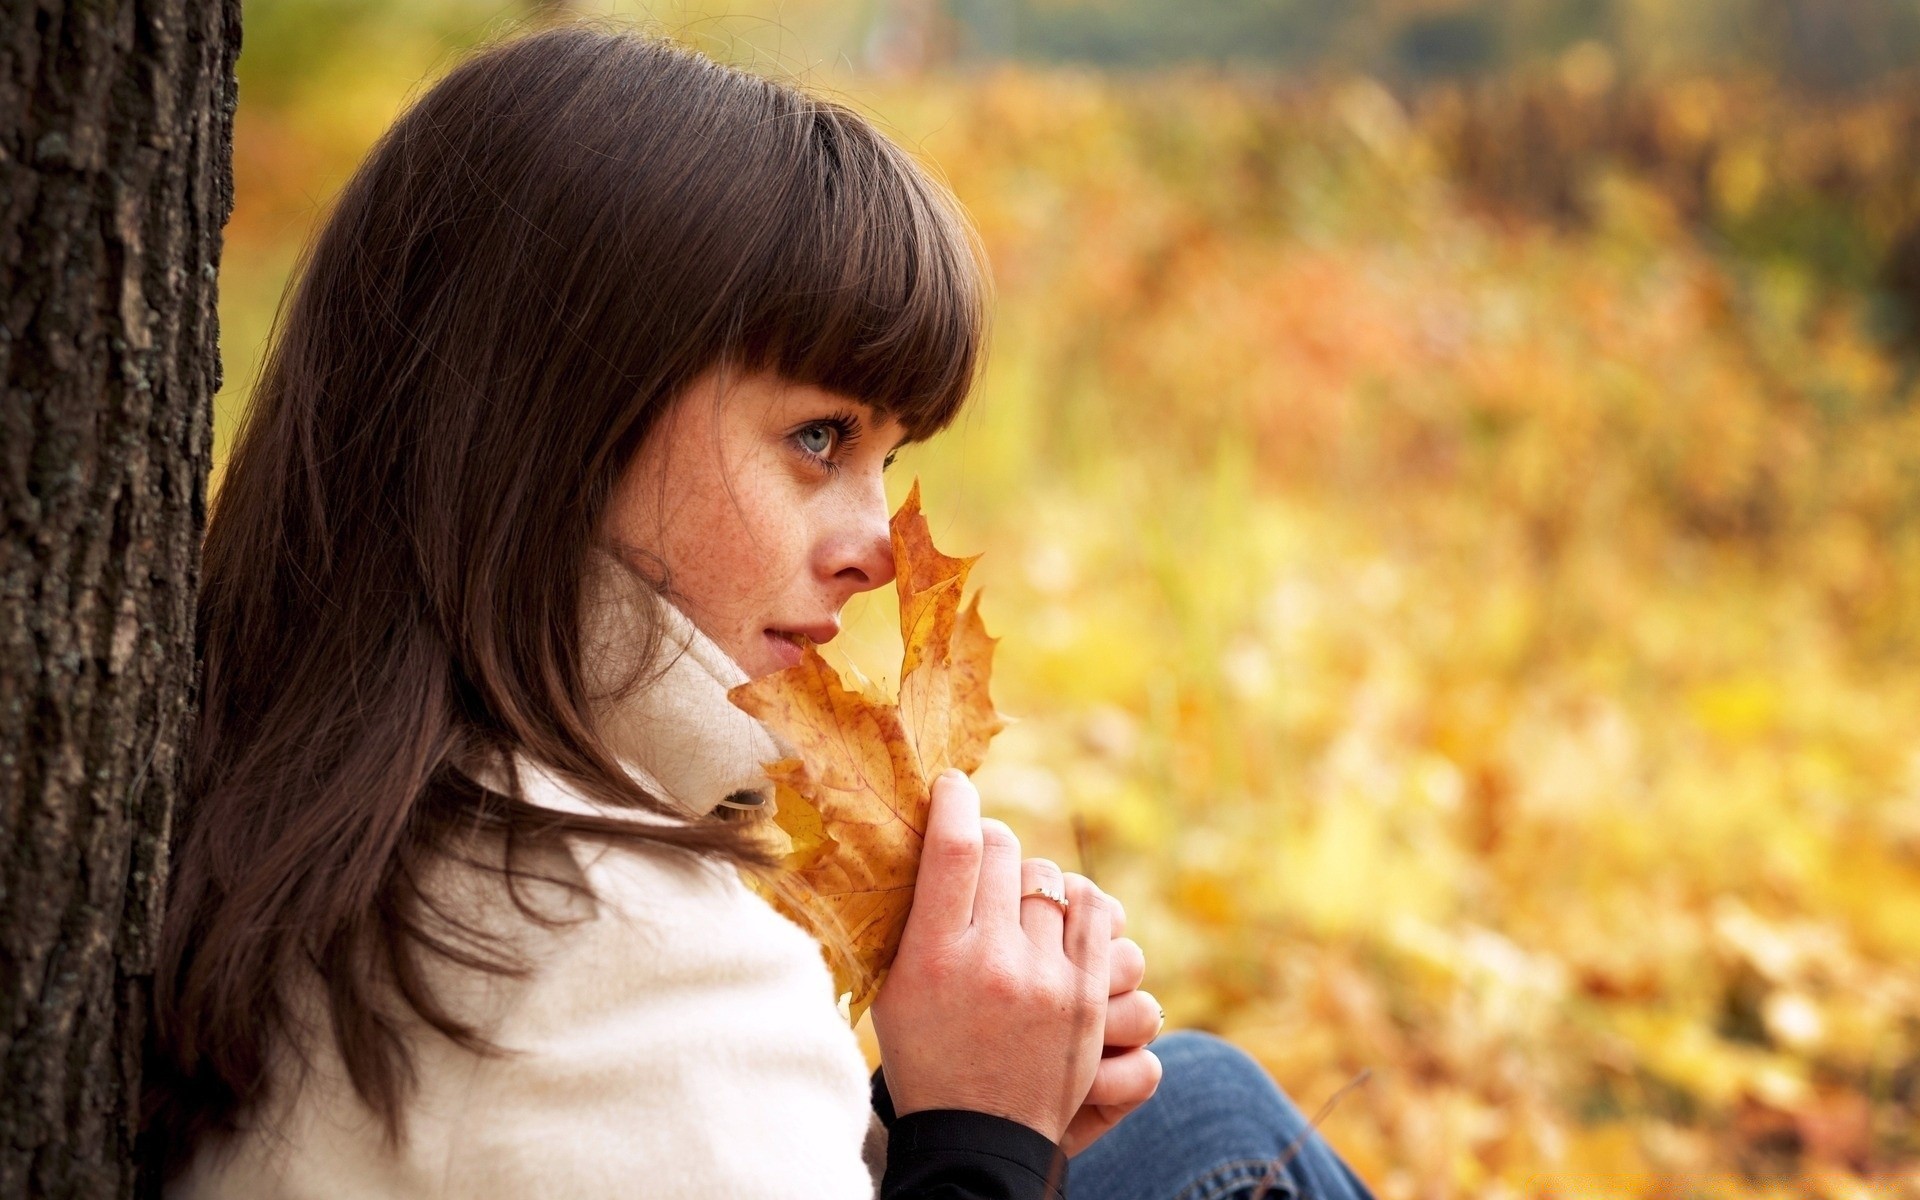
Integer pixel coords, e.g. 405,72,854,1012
692,622,773,678
731,650,774,680
718,635,775,680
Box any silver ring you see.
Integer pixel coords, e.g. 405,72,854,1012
1020,885,1069,911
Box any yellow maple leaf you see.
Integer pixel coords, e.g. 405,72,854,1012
728,481,1009,1023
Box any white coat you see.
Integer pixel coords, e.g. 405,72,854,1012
171,563,887,1198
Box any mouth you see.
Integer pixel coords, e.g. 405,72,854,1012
762,623,838,671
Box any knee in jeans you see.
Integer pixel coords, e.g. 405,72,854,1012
1148,1030,1313,1139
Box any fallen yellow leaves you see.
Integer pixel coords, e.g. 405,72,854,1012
728,482,1009,1023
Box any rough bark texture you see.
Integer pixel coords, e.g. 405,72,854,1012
0,1,238,1196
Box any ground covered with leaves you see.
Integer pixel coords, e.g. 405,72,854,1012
221,50,1920,1200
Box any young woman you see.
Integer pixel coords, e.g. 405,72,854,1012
148,25,1379,1200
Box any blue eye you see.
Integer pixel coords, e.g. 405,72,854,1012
794,413,866,470
798,424,836,456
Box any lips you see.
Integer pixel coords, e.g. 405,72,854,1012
763,630,806,671
762,622,839,671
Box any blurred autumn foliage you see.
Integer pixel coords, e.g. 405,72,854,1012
218,14,1920,1197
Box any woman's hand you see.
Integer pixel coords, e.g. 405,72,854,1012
870,771,1112,1143
1054,881,1161,1157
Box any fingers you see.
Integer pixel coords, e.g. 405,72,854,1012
1098,887,1125,937
972,813,1022,930
1018,857,1067,946
1061,873,1112,984
1083,1046,1162,1108
1108,937,1145,997
906,770,981,942
1060,872,1124,936
1102,989,1161,1048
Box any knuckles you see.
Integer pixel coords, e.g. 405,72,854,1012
976,956,1030,1003
1024,857,1064,881
979,818,1020,856
907,941,969,988
1059,871,1126,933
1110,936,1147,991
1063,873,1102,910
925,826,983,865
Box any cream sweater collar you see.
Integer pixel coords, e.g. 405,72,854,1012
568,551,794,817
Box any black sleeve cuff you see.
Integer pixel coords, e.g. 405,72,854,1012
871,1068,1069,1200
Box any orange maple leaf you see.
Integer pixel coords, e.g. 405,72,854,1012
728,481,1009,1023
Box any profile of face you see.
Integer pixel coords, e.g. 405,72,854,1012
603,367,909,679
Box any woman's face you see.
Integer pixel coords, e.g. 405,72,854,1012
604,367,908,679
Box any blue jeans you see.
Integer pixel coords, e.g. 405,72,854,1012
1067,1031,1378,1200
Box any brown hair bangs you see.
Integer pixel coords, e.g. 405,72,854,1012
725,100,991,442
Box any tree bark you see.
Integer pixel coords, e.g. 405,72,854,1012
0,1,239,1196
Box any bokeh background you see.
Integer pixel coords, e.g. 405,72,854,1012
219,2,1920,1195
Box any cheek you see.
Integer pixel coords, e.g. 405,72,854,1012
658,478,810,618
602,411,816,635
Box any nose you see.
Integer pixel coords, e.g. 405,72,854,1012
824,487,896,598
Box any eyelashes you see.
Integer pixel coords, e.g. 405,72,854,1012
793,409,900,473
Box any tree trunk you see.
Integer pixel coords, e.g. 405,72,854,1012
0,1,239,1196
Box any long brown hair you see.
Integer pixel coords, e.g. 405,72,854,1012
147,23,987,1173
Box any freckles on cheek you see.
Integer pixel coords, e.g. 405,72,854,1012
628,420,816,641
666,498,790,626
723,524,794,604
